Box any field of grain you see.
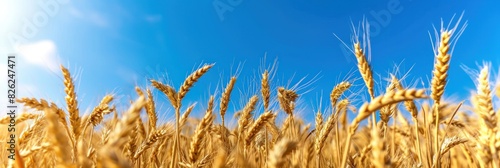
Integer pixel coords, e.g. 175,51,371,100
1,18,499,168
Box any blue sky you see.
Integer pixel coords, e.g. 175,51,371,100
1,0,500,123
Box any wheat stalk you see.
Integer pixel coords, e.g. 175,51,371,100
390,74,423,164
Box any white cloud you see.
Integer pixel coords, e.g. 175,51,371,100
17,40,60,72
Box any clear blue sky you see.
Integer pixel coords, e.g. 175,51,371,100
1,0,499,123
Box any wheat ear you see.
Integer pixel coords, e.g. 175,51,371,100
125,119,140,160
0,112,38,124
213,148,228,168
17,98,67,124
340,89,427,168
19,114,45,147
430,30,452,166
171,64,213,168
336,99,349,165
476,66,497,129
353,42,376,128
61,65,81,140
146,89,158,131
475,66,499,167
45,108,72,164
277,87,298,115
315,99,348,166
268,138,298,168
330,81,351,108
262,70,271,110
180,103,196,128
380,78,397,127
189,96,215,164
314,111,323,138
238,95,259,138
371,124,388,168
351,89,427,130
61,65,81,163
151,80,178,108
178,64,214,103
439,137,468,159
220,77,236,126
391,75,419,117
106,96,146,147
17,98,75,155
431,31,451,105
134,129,168,159
83,95,113,133
245,111,274,147
354,43,375,99
20,143,50,158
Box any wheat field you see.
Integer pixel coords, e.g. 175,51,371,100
1,19,500,168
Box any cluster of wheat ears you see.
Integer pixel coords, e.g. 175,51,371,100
2,17,500,168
